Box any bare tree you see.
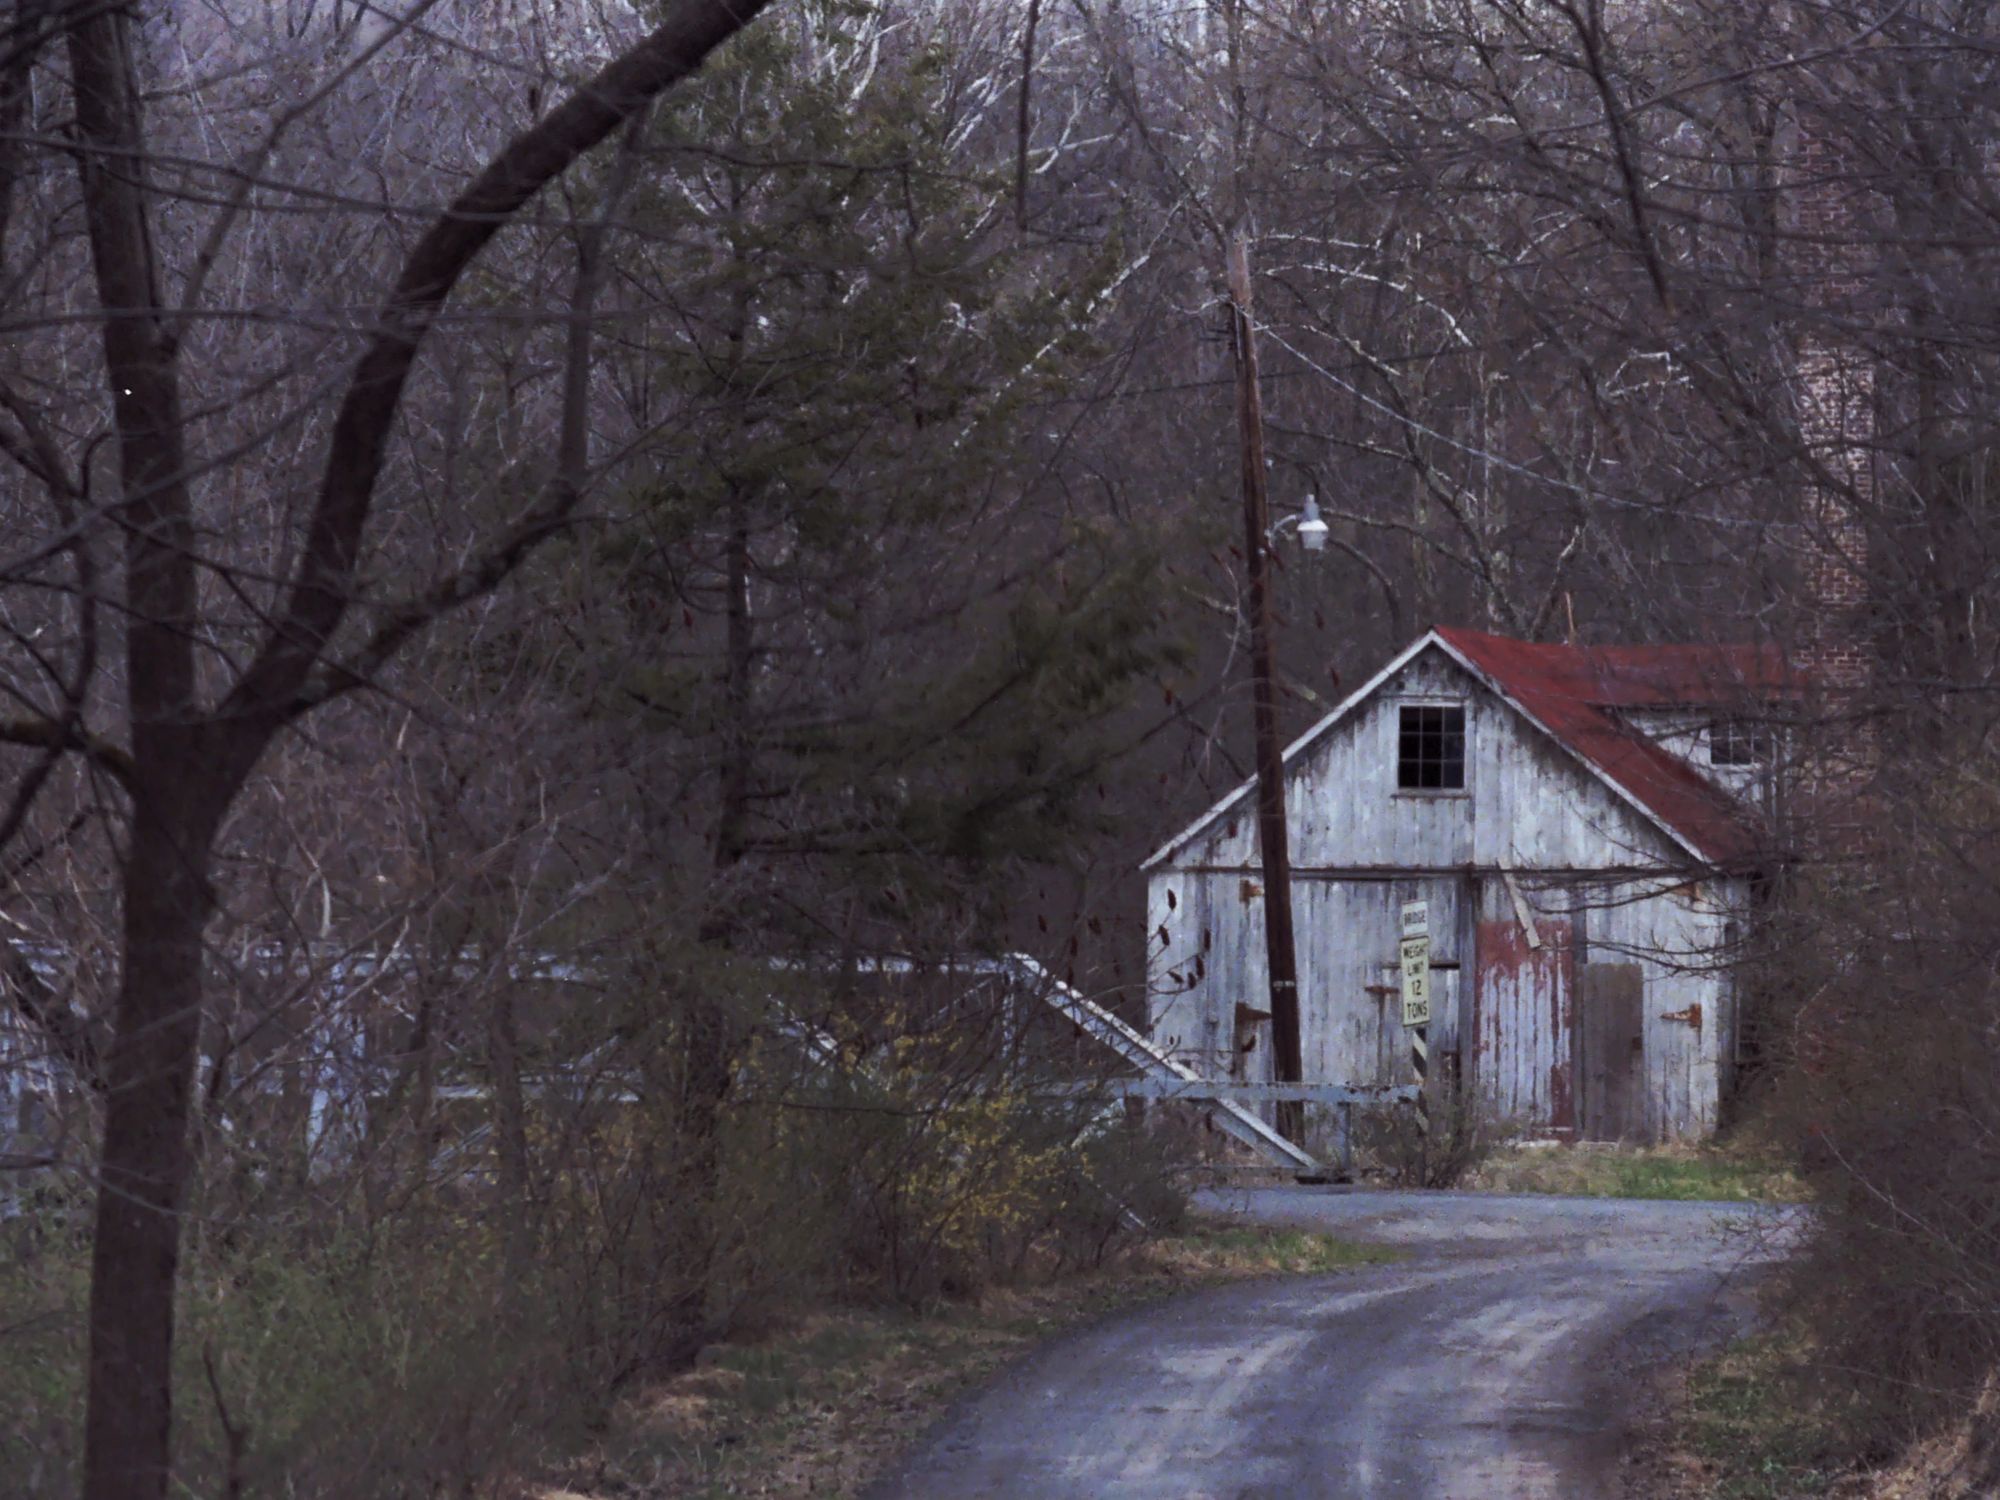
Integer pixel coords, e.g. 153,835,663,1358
0,0,773,1493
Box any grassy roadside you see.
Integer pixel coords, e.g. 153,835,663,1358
1657,1329,2000,1500
1468,1140,1834,1497
540,1222,1397,1500
1672,1331,1850,1499
1467,1141,1807,1203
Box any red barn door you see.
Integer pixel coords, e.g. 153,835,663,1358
1473,882,1576,1135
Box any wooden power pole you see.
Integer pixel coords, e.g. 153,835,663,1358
1227,233,1306,1144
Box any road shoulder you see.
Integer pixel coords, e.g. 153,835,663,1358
537,1221,1390,1499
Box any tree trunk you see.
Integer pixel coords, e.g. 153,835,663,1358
66,4,222,1491
661,483,755,1368
713,488,754,876
489,984,535,1284
82,799,219,1500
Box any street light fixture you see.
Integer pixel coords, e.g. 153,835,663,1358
1297,493,1329,553
1269,495,1332,553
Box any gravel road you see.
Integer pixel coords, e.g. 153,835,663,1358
869,1187,1802,1500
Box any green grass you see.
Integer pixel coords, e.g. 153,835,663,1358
1685,1333,1846,1499
1605,1154,1801,1202
1470,1143,1807,1203
1173,1223,1402,1274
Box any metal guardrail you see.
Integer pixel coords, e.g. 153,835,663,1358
1037,1079,1416,1105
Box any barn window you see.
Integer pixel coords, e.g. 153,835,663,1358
1708,718,1770,767
1397,705,1465,789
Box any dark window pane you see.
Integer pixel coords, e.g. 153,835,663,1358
1398,705,1466,790
1710,719,1769,767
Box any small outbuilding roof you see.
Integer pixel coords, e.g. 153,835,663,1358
1435,627,1795,866
1145,627,1798,872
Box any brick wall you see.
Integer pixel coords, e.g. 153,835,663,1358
1793,337,1872,699
1788,110,1875,828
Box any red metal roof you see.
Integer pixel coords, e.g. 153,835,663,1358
1434,627,1799,865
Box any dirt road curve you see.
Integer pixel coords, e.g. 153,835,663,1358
870,1188,1801,1500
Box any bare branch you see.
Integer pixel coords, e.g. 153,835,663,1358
222,0,774,746
0,716,133,787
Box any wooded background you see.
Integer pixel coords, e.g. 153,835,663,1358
0,0,1996,1493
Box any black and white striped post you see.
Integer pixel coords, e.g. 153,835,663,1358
1410,1025,1429,1135
1399,901,1432,1166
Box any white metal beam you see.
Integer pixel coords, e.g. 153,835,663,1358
1004,953,1323,1173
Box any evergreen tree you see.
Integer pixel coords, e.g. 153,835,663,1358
602,3,1177,959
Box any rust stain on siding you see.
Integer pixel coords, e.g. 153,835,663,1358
1476,916,1575,1133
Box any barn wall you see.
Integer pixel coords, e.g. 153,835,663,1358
1296,876,1468,1089
1148,868,1259,1083
1150,869,1745,1142
1472,879,1577,1132
1149,870,1468,1111
1552,876,1746,1141
1175,647,1692,874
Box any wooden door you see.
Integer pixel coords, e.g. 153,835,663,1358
1472,881,1576,1134
1578,962,1646,1143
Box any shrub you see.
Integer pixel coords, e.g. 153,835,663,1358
0,1195,599,1499
1353,1081,1506,1188
745,1075,1187,1304
1756,765,2000,1461
0,974,1198,1495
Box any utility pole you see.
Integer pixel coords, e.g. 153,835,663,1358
1227,232,1306,1144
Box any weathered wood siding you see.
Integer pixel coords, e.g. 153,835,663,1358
1552,876,1743,1141
1149,868,1743,1141
1149,868,1260,1084
1167,648,1693,874
1148,870,1463,1130
1146,644,1750,1143
1473,892,1576,1132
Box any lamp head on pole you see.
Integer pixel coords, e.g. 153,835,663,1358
1297,493,1330,553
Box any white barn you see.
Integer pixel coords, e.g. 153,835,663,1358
1144,627,1794,1143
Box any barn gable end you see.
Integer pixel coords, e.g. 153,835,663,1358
1150,636,1704,878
